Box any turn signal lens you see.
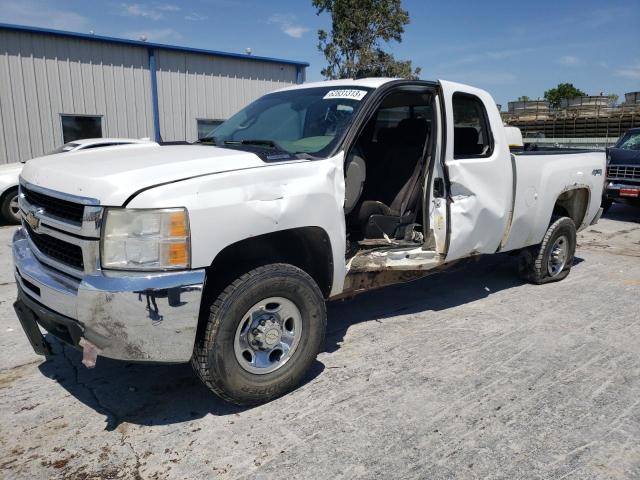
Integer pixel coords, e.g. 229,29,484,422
166,242,189,266
169,211,188,237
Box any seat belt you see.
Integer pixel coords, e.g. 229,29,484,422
394,153,428,218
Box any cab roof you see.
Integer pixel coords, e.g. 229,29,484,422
276,78,399,92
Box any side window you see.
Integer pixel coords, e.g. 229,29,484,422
452,93,492,158
373,106,410,142
372,101,433,143
60,115,102,143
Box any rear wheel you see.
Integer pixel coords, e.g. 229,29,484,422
1,188,20,224
519,217,576,284
192,263,326,405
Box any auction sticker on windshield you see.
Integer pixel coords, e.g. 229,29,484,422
323,89,368,101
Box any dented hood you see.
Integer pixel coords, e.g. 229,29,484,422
20,144,267,206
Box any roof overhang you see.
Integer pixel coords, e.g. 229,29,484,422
0,22,309,68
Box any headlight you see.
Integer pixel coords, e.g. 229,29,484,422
101,208,190,270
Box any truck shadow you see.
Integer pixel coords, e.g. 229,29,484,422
38,253,584,431
38,340,325,431
325,253,578,353
603,203,639,223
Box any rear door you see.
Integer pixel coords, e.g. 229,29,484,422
439,80,513,260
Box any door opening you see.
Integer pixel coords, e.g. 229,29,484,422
344,89,434,254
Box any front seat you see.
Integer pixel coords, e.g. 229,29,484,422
357,118,430,239
454,127,480,155
344,146,366,215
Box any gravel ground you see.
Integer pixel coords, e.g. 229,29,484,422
0,204,639,479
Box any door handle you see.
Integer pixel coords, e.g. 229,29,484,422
433,178,445,198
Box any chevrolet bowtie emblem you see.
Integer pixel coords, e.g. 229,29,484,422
25,210,41,232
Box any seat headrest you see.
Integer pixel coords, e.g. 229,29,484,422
396,118,429,145
454,127,480,155
377,127,397,145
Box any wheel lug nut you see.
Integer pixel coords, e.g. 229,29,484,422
252,328,260,335
260,319,266,326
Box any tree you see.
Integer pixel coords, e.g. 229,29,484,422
313,0,421,80
543,83,586,108
517,96,530,102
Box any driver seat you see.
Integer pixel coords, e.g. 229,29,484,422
357,118,429,239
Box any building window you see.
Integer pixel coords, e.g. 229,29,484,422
60,115,103,143
197,119,224,140
452,93,493,158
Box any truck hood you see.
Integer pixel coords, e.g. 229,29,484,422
609,148,640,165
20,144,268,205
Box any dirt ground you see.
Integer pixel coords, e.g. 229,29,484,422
1,204,639,479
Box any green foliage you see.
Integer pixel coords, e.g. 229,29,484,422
313,0,421,80
543,83,586,108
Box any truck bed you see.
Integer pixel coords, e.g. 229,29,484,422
501,150,605,252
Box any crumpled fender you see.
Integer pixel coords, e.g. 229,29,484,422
127,153,348,296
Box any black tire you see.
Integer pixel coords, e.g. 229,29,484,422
518,217,576,284
1,188,20,224
192,263,326,405
601,199,613,214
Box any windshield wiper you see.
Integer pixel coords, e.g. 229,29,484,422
293,152,317,160
224,139,280,148
222,139,316,160
195,138,217,145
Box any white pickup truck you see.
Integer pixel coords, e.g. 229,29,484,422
13,78,605,405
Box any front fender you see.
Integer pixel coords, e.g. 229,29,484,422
127,154,348,296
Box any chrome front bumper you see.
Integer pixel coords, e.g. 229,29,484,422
12,228,205,363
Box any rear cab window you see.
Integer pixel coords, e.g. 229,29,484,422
452,93,493,158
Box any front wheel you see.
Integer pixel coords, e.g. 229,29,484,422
192,263,326,405
519,217,577,284
1,188,20,224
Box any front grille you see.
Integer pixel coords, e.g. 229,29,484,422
22,186,85,224
24,223,84,270
607,165,640,181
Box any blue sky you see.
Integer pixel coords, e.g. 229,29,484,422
0,0,638,107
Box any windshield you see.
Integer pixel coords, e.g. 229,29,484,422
47,143,79,155
199,86,371,158
615,131,640,151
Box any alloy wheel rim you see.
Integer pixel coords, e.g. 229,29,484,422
234,297,302,375
9,194,20,220
547,235,569,276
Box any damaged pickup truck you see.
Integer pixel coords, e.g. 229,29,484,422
13,78,605,405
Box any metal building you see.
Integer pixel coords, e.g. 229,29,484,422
0,23,308,164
